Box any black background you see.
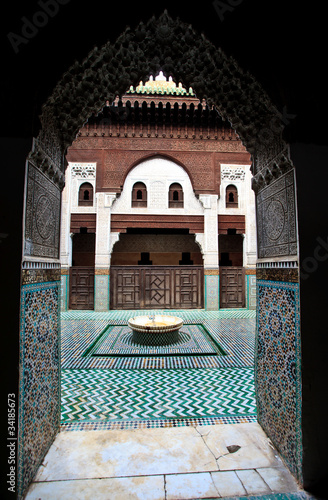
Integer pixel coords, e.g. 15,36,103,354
0,0,326,143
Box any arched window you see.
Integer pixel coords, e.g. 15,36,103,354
169,183,184,208
78,182,93,206
132,182,147,207
226,184,238,208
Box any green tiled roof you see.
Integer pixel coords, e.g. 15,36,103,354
127,71,195,96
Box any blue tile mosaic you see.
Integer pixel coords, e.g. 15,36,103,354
19,281,60,498
256,280,301,481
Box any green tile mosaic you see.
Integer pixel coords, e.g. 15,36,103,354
61,309,257,429
61,367,256,423
84,324,224,357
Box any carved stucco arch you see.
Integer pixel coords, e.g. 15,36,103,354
20,11,301,499
36,11,293,185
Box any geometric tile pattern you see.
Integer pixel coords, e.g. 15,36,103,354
87,324,222,357
205,275,219,310
247,274,257,309
19,281,61,498
61,316,255,369
61,367,256,423
256,280,301,481
94,275,109,312
61,309,257,430
61,308,257,322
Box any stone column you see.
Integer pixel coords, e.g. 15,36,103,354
199,194,219,310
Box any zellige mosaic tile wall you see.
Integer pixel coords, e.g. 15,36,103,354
18,281,61,498
256,279,302,481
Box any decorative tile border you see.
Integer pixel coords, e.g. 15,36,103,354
204,269,220,275
94,274,110,311
86,324,223,357
95,268,110,275
60,414,257,431
61,308,256,321
60,274,68,311
205,275,219,310
256,267,299,282
21,268,61,285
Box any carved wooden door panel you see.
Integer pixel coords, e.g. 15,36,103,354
175,267,204,309
110,267,141,309
220,267,245,308
110,266,204,309
69,267,95,310
144,268,172,308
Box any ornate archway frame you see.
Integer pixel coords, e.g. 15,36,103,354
18,11,301,498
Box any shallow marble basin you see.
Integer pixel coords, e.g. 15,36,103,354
128,315,183,346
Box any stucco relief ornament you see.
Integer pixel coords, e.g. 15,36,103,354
35,195,55,240
264,199,285,241
221,167,245,181
71,163,96,178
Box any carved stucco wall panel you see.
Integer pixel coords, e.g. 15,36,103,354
24,163,61,260
256,170,297,259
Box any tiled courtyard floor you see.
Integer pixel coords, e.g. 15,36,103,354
60,308,257,429
26,309,316,499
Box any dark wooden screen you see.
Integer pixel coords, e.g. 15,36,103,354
69,267,95,310
220,266,245,308
110,266,204,309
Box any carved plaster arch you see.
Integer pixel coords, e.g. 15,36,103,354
36,11,292,184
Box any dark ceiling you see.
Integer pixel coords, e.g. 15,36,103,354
0,0,325,145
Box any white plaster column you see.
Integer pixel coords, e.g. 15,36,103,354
245,165,257,267
94,193,116,311
59,168,72,311
199,194,219,311
199,194,219,268
59,168,72,268
95,193,111,268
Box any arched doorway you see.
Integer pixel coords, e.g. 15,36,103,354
18,12,301,498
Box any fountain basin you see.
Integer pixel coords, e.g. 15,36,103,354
128,315,183,346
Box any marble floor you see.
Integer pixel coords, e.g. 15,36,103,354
25,309,316,498
26,422,310,499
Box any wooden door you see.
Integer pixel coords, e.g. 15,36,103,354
174,267,204,309
220,267,245,308
110,266,204,309
69,267,94,310
111,267,141,309
144,268,172,308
